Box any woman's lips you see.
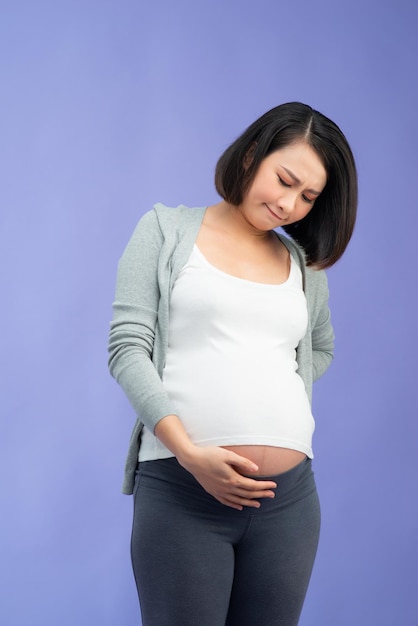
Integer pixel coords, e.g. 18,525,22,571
265,204,285,221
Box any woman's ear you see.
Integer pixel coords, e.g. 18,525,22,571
243,142,257,170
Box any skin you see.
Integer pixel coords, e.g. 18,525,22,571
155,141,328,510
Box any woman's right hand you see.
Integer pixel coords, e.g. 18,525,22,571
154,414,277,510
178,446,277,510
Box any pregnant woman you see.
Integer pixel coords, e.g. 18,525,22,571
108,101,357,625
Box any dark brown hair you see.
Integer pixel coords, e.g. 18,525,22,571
215,102,358,269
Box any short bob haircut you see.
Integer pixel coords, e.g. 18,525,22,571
215,102,358,269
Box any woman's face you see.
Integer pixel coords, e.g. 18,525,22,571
239,141,327,231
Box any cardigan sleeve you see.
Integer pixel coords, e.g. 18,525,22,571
310,269,334,381
279,235,334,385
108,210,177,432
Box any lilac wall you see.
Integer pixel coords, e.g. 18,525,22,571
1,1,417,624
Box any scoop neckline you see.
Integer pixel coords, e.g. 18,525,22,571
192,244,294,287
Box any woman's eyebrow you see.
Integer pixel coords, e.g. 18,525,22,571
282,166,322,196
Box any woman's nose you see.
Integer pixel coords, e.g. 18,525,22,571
277,190,298,215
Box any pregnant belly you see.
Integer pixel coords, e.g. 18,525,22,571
222,445,307,476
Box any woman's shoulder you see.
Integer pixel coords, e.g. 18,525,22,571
126,204,206,249
278,232,329,295
152,203,206,231
133,203,206,228
277,233,304,263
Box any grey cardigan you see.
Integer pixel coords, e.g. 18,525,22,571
108,204,334,494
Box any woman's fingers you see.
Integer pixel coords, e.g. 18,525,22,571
180,446,278,508
234,477,277,494
218,492,271,510
225,451,260,474
209,474,277,508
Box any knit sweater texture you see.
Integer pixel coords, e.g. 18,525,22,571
108,204,334,494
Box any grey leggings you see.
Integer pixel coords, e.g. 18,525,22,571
131,456,320,626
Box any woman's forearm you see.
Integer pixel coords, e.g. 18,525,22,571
154,414,198,465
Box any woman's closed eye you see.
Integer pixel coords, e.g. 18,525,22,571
302,195,315,204
278,176,315,204
278,176,291,188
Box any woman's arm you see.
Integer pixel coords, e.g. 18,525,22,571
310,270,334,381
108,210,176,431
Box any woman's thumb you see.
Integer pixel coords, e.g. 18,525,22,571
227,451,258,473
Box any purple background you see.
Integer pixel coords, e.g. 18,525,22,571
1,1,417,624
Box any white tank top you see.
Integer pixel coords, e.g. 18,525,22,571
138,245,314,461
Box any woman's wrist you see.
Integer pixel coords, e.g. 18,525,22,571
154,413,199,467
176,444,202,472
